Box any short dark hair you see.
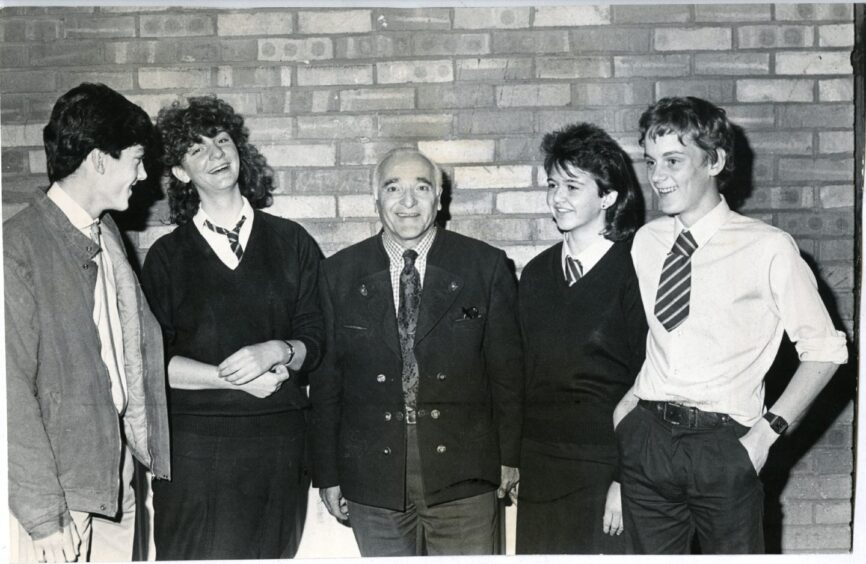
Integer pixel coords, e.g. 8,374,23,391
43,83,154,183
541,122,643,241
156,96,275,225
638,96,735,188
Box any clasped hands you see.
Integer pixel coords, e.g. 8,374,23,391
218,341,293,398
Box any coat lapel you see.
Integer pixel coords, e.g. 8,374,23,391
358,269,401,357
416,264,463,345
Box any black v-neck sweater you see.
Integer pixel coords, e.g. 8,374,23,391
518,239,647,465
141,210,324,417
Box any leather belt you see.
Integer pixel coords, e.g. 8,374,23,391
638,399,732,429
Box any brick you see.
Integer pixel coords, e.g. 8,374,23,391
494,138,539,162
655,27,731,51
782,474,853,500
1,123,45,147
377,60,453,84
243,117,294,143
614,55,690,78
781,525,851,551
818,131,854,154
819,78,854,102
818,263,855,290
503,245,547,272
374,8,451,31
296,115,375,139
29,41,105,66
0,70,56,93
293,168,371,194
268,195,336,219
258,38,333,62
60,70,132,91
217,66,283,88
455,110,533,135
217,12,293,36
307,221,375,247
778,157,853,182
417,84,493,109
337,195,376,218
573,82,653,106
748,131,813,154
138,67,209,89
736,79,813,102
780,500,815,525
140,14,213,37
175,40,220,63
741,186,814,211
25,19,61,42
138,226,176,250
215,93,258,116
776,51,852,75
818,24,854,47
536,57,611,79
492,31,569,54
571,28,650,53
297,64,373,86
695,4,772,22
335,33,411,59
496,191,547,214
612,5,691,24
539,110,615,134
339,142,405,166
340,88,414,112
285,89,339,114
449,217,532,242
259,143,336,167
126,93,178,118
417,140,495,164
777,103,853,128
449,191,495,216
777,211,854,238
104,41,174,64
453,8,530,30
814,501,852,525
695,53,770,75
455,57,532,81
411,32,490,56
453,166,533,189
0,19,26,42
2,149,29,174
495,84,570,108
820,239,854,261
656,79,735,103
533,217,561,241
64,15,136,38
775,4,853,22
819,185,855,208
737,25,813,48
377,114,452,138
0,96,31,123
298,10,371,34
533,6,611,27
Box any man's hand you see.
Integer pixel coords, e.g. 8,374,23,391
612,386,639,431
218,341,287,384
32,521,80,563
737,418,779,474
602,481,624,536
497,465,519,504
238,365,289,399
320,486,349,522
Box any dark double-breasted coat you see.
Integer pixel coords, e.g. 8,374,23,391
310,229,523,511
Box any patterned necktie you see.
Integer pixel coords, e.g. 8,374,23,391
565,256,583,286
204,215,247,260
654,230,698,332
398,249,421,410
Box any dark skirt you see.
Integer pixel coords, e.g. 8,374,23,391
153,410,309,560
516,454,625,554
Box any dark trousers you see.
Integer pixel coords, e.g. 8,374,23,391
153,411,309,560
346,425,499,556
617,402,764,554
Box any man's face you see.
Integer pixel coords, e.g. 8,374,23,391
643,133,723,227
546,163,613,237
99,144,147,212
375,153,441,249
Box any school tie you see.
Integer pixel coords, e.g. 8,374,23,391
398,249,421,410
654,230,698,332
565,256,583,286
204,215,247,260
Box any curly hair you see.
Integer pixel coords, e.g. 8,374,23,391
541,122,643,241
156,96,275,225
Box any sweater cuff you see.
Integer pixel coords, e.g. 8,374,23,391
296,336,322,372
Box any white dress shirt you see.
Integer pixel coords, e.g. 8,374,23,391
631,197,848,426
560,235,614,281
382,227,437,314
193,197,254,270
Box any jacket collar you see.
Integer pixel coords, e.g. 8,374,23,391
34,191,101,263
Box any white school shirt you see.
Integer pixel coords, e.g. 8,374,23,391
192,197,254,270
560,235,614,281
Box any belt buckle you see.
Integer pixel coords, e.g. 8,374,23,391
662,402,686,426
406,407,417,425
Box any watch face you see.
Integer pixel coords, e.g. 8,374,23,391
765,413,788,434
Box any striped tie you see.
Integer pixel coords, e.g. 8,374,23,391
654,230,698,332
565,256,583,286
204,215,247,260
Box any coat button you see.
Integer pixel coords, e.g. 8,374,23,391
99,504,107,510
430,409,440,419
436,373,446,381
449,281,459,291
383,447,391,455
384,412,392,421
377,374,386,383
418,409,427,417
436,445,446,454
83,264,90,270
359,284,368,296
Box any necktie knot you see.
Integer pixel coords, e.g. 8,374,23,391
89,221,101,244
204,215,247,261
402,249,418,274
565,255,583,286
672,230,698,258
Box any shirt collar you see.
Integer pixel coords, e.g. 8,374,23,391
561,235,614,275
193,196,253,230
382,226,437,264
674,196,731,248
46,183,98,232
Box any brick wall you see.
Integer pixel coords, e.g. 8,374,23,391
0,4,857,553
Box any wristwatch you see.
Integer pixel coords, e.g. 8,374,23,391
763,411,789,435
283,340,296,366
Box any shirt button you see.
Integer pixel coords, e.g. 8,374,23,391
383,447,391,455
430,409,440,419
384,412,392,421
376,374,386,383
436,445,446,454
436,373,446,381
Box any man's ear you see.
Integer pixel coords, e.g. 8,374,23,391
708,148,727,177
171,165,191,184
89,149,105,174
